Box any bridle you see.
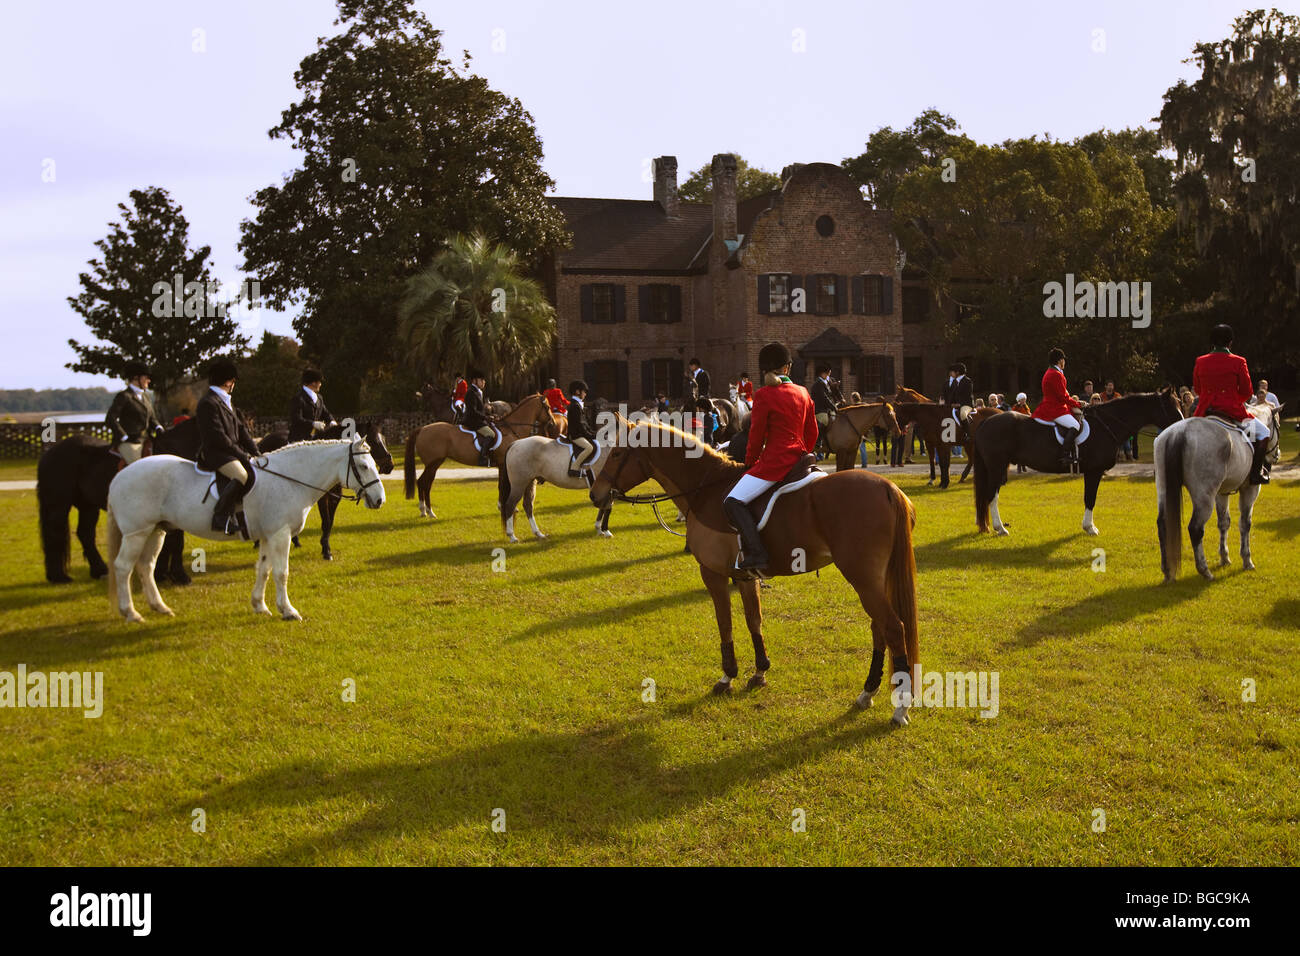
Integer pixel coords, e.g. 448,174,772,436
254,442,382,505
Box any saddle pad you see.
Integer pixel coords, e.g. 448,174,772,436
1034,418,1091,445
458,425,503,450
756,470,827,532
1205,416,1252,442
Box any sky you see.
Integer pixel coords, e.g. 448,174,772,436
0,0,1253,389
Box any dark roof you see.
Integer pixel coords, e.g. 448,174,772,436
548,197,713,272
797,327,862,358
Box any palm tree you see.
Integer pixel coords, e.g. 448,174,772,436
397,233,556,395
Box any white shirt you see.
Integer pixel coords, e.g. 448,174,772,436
128,384,145,398
569,395,584,408
209,385,233,409
303,385,318,401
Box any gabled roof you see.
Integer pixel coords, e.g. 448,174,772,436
797,326,863,357
548,197,713,272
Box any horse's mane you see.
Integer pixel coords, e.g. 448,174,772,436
263,438,356,455
634,418,746,477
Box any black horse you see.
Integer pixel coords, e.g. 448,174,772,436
972,388,1183,536
256,420,394,559
37,419,199,585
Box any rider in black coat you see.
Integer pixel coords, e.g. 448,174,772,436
105,361,163,463
288,368,337,443
197,359,260,534
941,362,976,429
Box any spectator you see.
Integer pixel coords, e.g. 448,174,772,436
1082,380,1095,403
1254,379,1280,407
1012,392,1031,473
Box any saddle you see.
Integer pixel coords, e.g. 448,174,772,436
1205,411,1252,442
1033,417,1091,446
458,424,501,450
742,454,826,531
201,466,256,540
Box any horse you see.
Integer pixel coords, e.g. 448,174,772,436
824,403,902,472
956,407,1004,482
683,378,748,443
414,384,457,423
258,420,394,559
499,435,614,541
892,402,972,487
972,388,1184,536
403,393,558,518
1154,403,1281,582
37,421,200,585
106,437,385,622
589,418,920,726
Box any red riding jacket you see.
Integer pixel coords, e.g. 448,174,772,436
1032,366,1082,420
738,380,753,403
544,387,568,414
1192,350,1254,421
453,379,468,403
745,380,818,481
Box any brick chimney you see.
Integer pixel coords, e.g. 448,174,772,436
711,153,738,245
653,156,678,217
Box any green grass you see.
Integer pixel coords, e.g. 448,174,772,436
0,463,1297,866
0,460,37,482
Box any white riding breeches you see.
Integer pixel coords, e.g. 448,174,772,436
1243,416,1270,441
218,460,248,484
1052,414,1081,431
118,442,143,464
728,472,777,503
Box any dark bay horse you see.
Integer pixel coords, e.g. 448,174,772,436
590,419,920,726
972,389,1183,536
259,420,394,559
892,402,974,487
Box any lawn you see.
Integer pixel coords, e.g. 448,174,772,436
0,459,1296,865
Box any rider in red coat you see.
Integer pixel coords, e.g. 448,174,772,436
452,376,468,423
543,378,568,416
1031,347,1084,469
724,342,818,571
1193,323,1271,484
737,373,754,407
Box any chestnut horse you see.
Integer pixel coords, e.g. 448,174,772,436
825,402,903,471
590,419,920,726
403,393,558,518
892,402,975,488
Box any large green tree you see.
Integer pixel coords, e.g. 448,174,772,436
67,186,243,411
677,156,782,202
1159,8,1300,369
843,109,972,208
239,0,570,411
397,233,556,396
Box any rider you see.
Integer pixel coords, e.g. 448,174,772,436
462,370,496,467
723,342,818,573
688,358,711,398
941,362,975,432
1032,347,1084,471
452,374,468,424
197,358,261,535
105,361,164,464
737,372,754,409
289,367,337,442
543,377,568,418
566,380,597,483
1193,323,1272,485
811,364,836,458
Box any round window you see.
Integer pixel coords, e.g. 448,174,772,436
815,214,835,237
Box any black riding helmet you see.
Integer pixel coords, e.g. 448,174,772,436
124,360,151,381
1048,347,1066,366
569,380,589,395
1210,324,1233,348
208,358,238,385
758,342,791,373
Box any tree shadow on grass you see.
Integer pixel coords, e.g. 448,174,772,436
504,589,712,643
0,619,194,669
912,532,1079,572
196,697,900,865
1266,596,1300,626
1254,511,1300,537
1005,576,1204,651
530,548,680,584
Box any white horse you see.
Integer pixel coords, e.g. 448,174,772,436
1154,404,1280,582
106,437,385,622
500,436,613,541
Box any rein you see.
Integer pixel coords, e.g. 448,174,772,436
254,444,381,505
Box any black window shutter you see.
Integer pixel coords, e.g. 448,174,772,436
791,357,806,384
669,359,684,398
852,275,865,314
835,275,848,315
882,356,896,394
617,362,629,402
583,362,595,390
580,285,593,324
790,274,804,314
638,285,650,324
613,285,627,323
882,277,894,316
670,285,682,323
641,360,654,399
854,357,866,391
757,274,770,315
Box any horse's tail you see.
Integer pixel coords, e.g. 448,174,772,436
972,433,991,533
888,485,920,680
1156,427,1185,580
106,506,121,613
497,459,513,521
403,427,419,499
834,449,854,472
36,464,71,583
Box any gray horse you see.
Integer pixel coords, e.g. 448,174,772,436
1154,403,1281,582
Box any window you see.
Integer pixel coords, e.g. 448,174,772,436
815,215,835,237
814,274,838,315
861,276,885,315
902,286,930,324
903,356,924,391
955,302,980,324
580,283,625,324
769,274,790,314
583,360,628,401
642,358,685,399
856,355,895,395
639,283,681,324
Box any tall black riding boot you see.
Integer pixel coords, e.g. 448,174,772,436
1248,439,1271,485
723,497,768,572
211,479,248,534
477,437,492,467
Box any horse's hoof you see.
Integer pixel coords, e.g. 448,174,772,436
599,530,613,538
926,479,934,486
281,610,303,621
995,527,1010,537
47,574,73,584
170,571,192,586
1198,567,1214,581
155,606,175,617
746,672,767,690
123,610,144,624
322,552,333,561
89,567,109,580
1219,557,1230,568
1243,560,1256,571
291,537,300,548
711,680,733,696
1084,526,1100,537
891,709,910,727
253,605,272,616
534,532,547,540
855,690,874,709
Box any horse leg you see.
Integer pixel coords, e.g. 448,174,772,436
1215,493,1231,567
855,625,888,711
1081,470,1102,536
1238,486,1260,571
418,459,443,519
320,491,338,560
267,530,301,621
989,488,1010,536
114,530,149,623
700,564,737,694
598,503,612,537
77,505,108,579
522,479,546,539
135,529,173,616
927,442,936,485
737,577,769,689
157,530,190,585
937,445,952,489
1188,489,1216,580
959,459,973,483
840,562,911,725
